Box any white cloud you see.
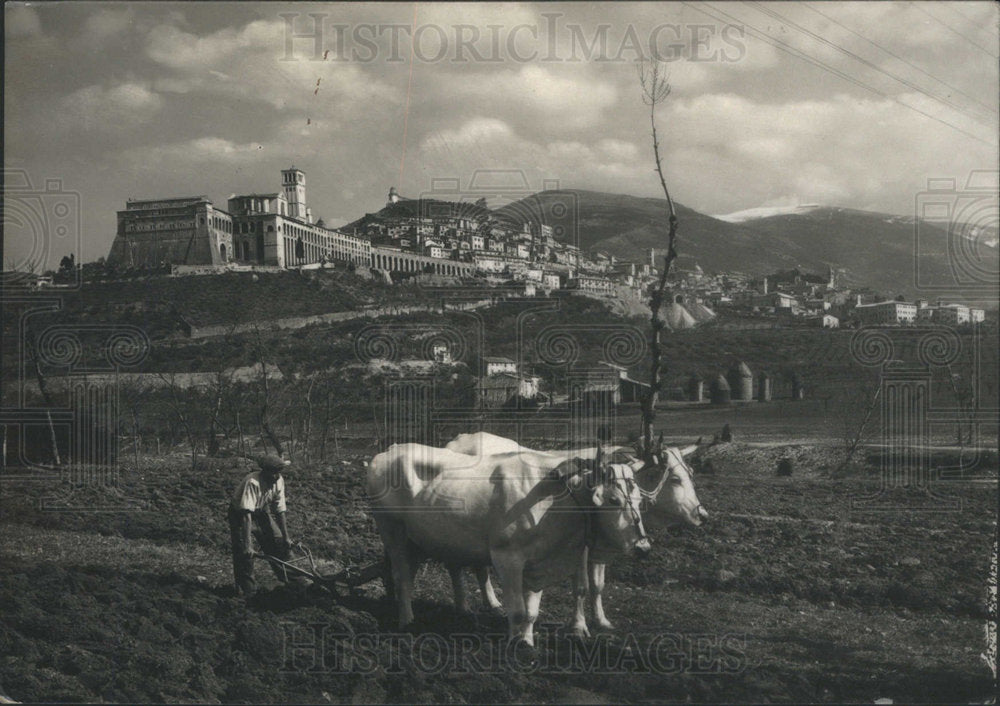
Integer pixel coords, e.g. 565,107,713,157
151,77,194,94
596,138,638,161
80,8,132,43
145,20,271,70
117,137,267,173
420,117,515,151
455,65,618,129
6,4,41,38
60,82,164,131
144,17,400,112
414,3,539,36
413,116,651,200
657,91,998,214
187,137,265,159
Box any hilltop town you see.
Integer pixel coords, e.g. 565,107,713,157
69,166,981,330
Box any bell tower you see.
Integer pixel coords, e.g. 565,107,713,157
282,167,306,220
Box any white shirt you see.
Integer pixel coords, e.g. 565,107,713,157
231,471,286,513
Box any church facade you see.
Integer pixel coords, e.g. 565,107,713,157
108,168,370,269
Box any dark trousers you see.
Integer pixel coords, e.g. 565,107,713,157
227,505,290,596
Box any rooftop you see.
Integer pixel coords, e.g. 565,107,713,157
126,195,210,207
855,301,915,308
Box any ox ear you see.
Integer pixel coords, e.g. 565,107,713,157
657,431,665,450
678,444,699,458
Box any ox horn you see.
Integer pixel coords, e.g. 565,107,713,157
676,436,704,458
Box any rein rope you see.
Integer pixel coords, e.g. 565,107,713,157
639,454,671,506
560,463,648,543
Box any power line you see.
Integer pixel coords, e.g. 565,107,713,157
681,2,895,95
935,2,997,42
908,1,998,59
802,2,997,117
748,1,995,127
679,1,996,147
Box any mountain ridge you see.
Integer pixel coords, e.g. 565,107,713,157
499,190,997,301
339,188,995,302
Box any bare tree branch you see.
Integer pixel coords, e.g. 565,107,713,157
834,378,881,475
249,322,284,457
24,325,62,465
637,59,681,457
156,372,199,469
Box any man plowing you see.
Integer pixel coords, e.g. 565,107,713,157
227,454,293,597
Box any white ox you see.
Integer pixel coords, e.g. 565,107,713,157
368,443,650,645
445,431,708,636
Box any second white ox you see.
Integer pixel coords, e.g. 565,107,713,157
368,443,650,645
445,431,708,636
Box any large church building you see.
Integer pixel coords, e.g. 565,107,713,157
108,168,370,269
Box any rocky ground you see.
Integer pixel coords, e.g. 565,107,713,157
0,441,996,703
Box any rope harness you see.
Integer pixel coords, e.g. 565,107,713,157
639,452,669,507
563,464,647,544
636,450,707,520
616,467,648,541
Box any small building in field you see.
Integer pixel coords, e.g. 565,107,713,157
710,374,731,405
757,372,772,402
597,361,650,404
726,361,754,401
482,356,518,377
687,374,705,402
808,314,840,328
477,374,519,409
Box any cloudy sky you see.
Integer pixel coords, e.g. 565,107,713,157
5,1,998,269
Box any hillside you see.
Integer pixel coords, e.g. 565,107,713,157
733,206,996,299
496,190,783,273
500,191,998,301
12,269,438,341
344,198,492,233
336,188,996,301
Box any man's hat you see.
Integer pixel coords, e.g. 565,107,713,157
257,454,290,473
